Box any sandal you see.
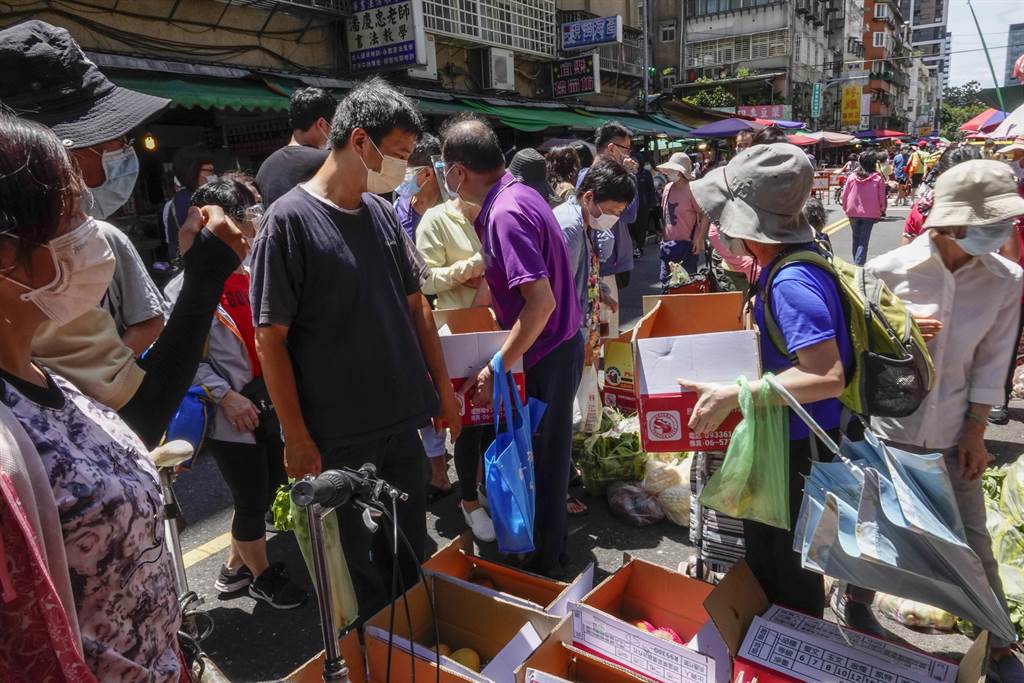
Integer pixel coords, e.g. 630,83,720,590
567,496,589,517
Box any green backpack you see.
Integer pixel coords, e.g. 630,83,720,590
762,248,935,418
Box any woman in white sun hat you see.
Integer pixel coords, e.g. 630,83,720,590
656,152,710,288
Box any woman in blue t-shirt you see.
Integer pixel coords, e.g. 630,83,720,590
680,144,852,619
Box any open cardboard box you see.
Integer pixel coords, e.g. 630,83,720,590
424,533,594,616
283,630,366,683
631,293,760,453
515,620,655,682
603,330,638,413
703,561,987,683
570,557,724,683
364,573,561,683
434,307,526,427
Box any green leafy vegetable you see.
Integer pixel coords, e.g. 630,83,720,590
271,483,295,532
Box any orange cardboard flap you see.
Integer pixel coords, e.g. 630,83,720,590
434,307,499,334
283,630,366,683
635,293,745,340
701,559,770,658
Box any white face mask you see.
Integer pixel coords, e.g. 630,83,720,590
0,217,115,326
360,136,407,194
86,146,139,219
587,199,619,232
954,222,1014,256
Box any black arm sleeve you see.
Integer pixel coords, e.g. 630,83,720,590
118,229,239,447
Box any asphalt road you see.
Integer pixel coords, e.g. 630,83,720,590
175,201,1024,681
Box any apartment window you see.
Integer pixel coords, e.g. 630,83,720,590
794,32,802,62
422,0,556,58
751,33,769,59
734,35,751,60
873,2,889,19
768,29,788,57
718,38,734,63
660,20,676,43
872,31,886,48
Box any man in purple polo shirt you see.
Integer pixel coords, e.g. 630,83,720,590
441,114,584,577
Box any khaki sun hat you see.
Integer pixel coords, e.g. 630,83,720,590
924,159,1024,229
656,152,695,180
690,143,815,244
999,138,1024,157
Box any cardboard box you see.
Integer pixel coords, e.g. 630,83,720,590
602,332,638,413
703,561,987,683
435,307,526,427
631,293,760,453
283,630,366,683
515,620,655,682
424,533,594,616
570,558,721,683
364,573,560,683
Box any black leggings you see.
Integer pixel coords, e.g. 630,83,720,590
453,425,494,502
207,437,287,542
742,428,840,619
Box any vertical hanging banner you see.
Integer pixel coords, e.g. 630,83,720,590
840,84,861,127
347,0,426,73
552,53,602,98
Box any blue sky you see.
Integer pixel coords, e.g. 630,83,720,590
947,0,1024,87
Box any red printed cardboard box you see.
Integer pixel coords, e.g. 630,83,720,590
435,308,526,427
631,293,759,453
602,332,638,413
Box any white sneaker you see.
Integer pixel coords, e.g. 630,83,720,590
462,503,496,543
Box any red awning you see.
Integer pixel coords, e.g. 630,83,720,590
786,134,818,146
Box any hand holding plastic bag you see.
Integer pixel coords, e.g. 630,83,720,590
698,375,790,529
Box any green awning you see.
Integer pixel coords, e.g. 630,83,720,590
649,114,694,137
109,72,290,112
582,112,692,138
416,98,479,116
460,100,601,132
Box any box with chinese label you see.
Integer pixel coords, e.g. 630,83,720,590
515,619,655,682
631,293,760,453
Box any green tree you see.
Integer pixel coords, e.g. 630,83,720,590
939,80,988,139
682,83,737,109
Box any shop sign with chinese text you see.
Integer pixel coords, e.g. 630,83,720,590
552,53,601,98
561,15,622,51
347,0,426,73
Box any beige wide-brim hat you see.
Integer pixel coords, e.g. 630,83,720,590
924,159,1024,229
690,143,815,244
657,152,696,180
999,139,1024,157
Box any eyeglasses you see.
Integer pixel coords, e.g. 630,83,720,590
611,142,631,154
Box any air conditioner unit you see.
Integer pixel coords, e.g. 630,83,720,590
408,33,438,81
469,47,516,92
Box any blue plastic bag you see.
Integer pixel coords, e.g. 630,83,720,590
164,384,213,468
483,354,546,554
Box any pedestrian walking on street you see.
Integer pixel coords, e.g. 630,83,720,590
165,180,307,610
250,77,462,622
657,152,710,287
442,114,583,578
256,87,335,208
679,143,852,618
902,143,983,245
841,150,887,265
860,160,1024,680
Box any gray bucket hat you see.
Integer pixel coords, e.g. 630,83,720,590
924,159,1024,229
690,143,815,244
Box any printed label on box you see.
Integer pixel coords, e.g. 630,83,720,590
739,608,957,683
570,603,715,683
638,393,741,452
450,374,526,427
603,340,637,412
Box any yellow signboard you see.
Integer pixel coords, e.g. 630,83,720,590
841,85,861,127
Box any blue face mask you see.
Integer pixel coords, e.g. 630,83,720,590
954,223,1013,256
395,168,422,198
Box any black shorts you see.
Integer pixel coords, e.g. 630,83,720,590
910,173,924,189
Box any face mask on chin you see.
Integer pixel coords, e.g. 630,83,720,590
0,217,116,326
360,136,407,194
85,146,139,219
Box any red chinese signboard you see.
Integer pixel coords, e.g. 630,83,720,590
737,104,786,120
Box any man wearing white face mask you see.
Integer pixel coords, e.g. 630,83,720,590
394,133,443,241
251,77,462,621
863,160,1024,679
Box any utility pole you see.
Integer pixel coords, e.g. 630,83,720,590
641,0,650,112
965,0,1005,110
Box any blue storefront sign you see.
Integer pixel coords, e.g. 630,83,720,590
347,0,426,72
561,15,623,51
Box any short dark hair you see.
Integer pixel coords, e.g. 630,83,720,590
578,157,636,205
595,121,632,150
934,142,981,178
752,125,787,145
803,196,827,231
191,179,257,220
173,145,215,191
329,76,423,149
546,145,580,187
408,133,441,168
858,150,878,174
573,142,595,168
289,87,337,132
0,114,82,270
440,113,505,173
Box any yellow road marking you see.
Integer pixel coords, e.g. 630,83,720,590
183,531,233,568
824,217,850,235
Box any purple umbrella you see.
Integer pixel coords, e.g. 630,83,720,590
688,117,765,138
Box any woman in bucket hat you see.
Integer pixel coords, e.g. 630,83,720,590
859,160,1024,680
677,143,854,618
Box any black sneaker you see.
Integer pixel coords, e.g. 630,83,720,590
248,563,307,609
990,405,1011,426
214,564,253,594
831,590,889,640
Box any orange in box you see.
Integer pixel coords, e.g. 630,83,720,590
631,293,760,453
570,558,721,683
435,307,526,427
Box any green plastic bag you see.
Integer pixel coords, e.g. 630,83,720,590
698,375,791,529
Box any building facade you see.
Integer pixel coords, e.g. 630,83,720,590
1005,22,1024,87
862,0,912,131
899,0,950,91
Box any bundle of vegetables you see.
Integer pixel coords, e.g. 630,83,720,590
577,408,648,496
875,594,957,633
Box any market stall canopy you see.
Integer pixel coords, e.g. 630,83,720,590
786,134,818,146
688,117,765,138
109,71,289,111
988,102,1024,139
855,129,906,139
461,100,599,132
755,118,805,130
806,131,856,145
959,107,1007,133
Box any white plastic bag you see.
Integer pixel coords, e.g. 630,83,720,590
642,456,690,495
658,459,692,527
573,365,602,434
